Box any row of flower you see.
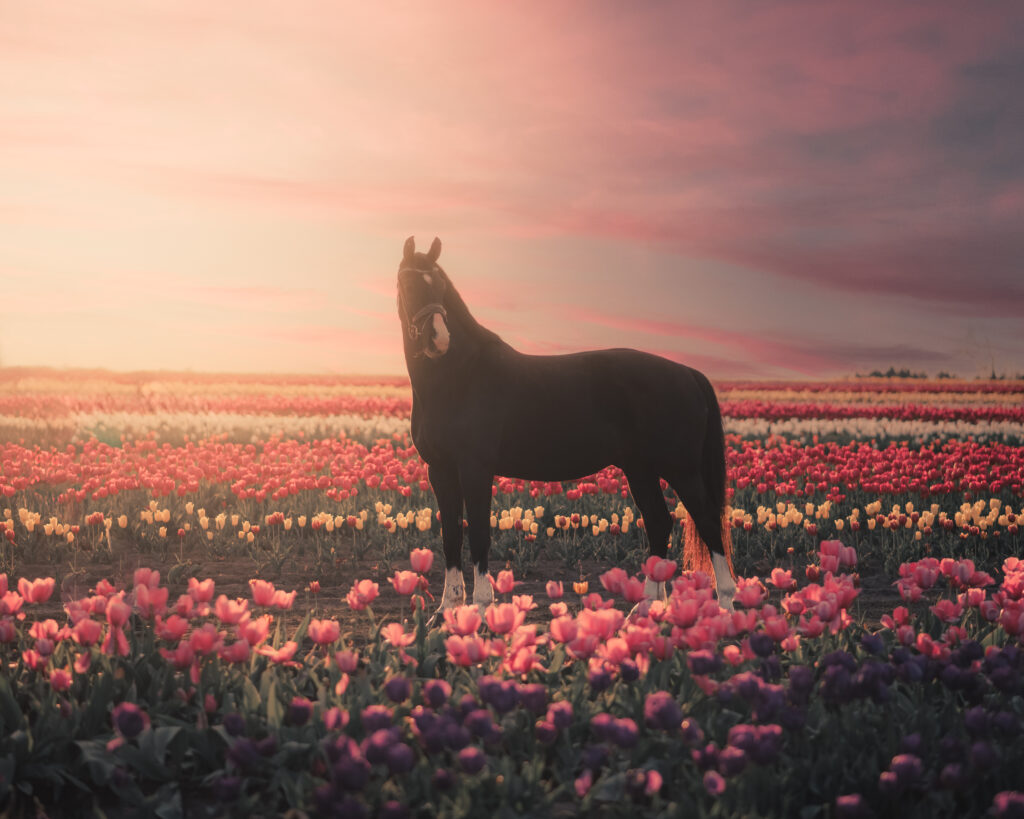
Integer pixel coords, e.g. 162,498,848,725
2,437,1022,504
4,372,1024,448
2,434,1022,577
1,544,1022,816
6,394,1024,424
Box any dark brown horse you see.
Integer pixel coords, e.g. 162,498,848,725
397,236,736,613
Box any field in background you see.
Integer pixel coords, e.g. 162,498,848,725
1,368,1023,816
2,368,1021,591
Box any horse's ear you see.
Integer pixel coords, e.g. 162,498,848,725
427,237,441,263
403,236,416,262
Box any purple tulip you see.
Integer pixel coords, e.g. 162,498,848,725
458,746,486,774
422,679,451,708
643,691,683,732
535,720,558,745
547,700,573,731
361,704,393,733
385,742,415,775
333,756,370,791
362,728,399,766
609,717,638,749
581,744,608,771
889,753,923,788
588,667,612,692
835,793,875,819
718,746,747,777
432,768,455,790
517,683,548,715
112,702,148,739
222,712,246,737
687,649,721,676
680,717,705,745
464,709,496,739
384,676,411,704
287,696,312,726
703,770,726,796
379,801,410,819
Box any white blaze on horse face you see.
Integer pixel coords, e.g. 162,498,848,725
472,564,493,610
439,566,465,610
711,552,737,611
431,313,450,355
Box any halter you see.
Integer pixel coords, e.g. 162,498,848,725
398,266,448,346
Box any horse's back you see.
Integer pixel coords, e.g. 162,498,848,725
490,347,710,479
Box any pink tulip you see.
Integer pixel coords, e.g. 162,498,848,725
308,618,341,645
490,569,517,595
390,571,420,596
249,579,276,606
258,641,299,664
106,596,132,628
443,605,482,636
49,667,73,692
643,557,677,583
188,578,215,603
485,603,525,635
17,577,54,604
133,568,160,589
214,595,248,625
381,622,415,648
346,579,379,611
410,548,434,574
769,568,796,590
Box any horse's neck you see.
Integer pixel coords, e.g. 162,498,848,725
405,312,492,400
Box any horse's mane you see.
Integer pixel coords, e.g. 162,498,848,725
435,264,503,348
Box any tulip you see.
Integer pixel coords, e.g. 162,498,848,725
390,571,420,596
346,579,379,611
409,548,434,574
308,618,341,645
112,702,150,739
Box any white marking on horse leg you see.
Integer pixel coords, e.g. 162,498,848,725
472,564,494,611
438,566,465,611
643,578,666,601
711,552,736,611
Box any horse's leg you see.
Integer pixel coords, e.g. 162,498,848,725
461,470,495,611
668,473,736,610
624,469,673,602
428,463,466,618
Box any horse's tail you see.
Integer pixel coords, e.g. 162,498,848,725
682,370,735,578
696,370,726,521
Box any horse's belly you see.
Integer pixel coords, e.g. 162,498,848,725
493,425,619,482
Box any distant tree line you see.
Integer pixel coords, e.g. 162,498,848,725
856,367,1024,380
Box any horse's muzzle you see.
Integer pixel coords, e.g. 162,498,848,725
424,313,450,358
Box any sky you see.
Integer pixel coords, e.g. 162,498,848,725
1,1,1022,379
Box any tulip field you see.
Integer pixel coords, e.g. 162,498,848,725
1,369,1023,818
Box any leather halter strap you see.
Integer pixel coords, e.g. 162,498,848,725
398,266,447,343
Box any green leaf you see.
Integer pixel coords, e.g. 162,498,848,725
138,726,181,766
0,675,23,732
151,782,184,819
75,740,116,787
241,676,261,714
265,679,283,728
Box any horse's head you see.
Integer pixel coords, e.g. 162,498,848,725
398,236,451,359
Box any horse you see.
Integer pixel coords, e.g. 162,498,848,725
396,236,737,615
